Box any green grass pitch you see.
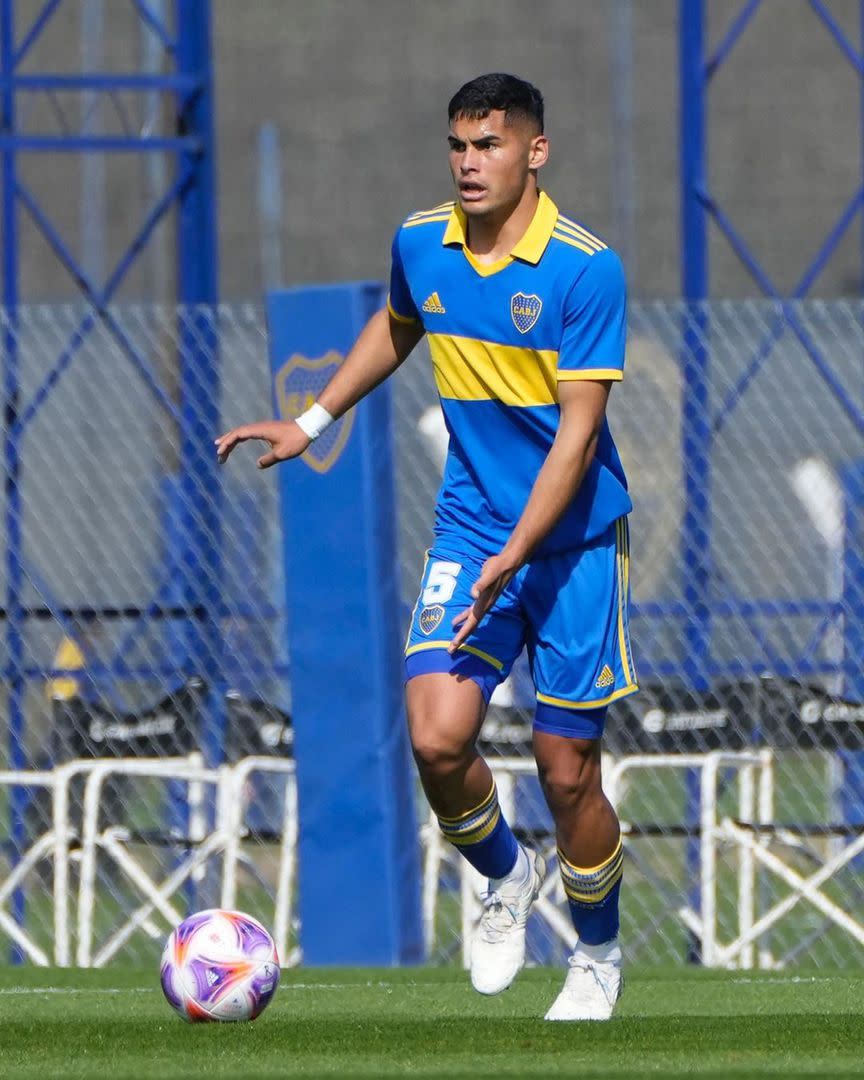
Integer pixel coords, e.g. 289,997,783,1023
0,966,862,1079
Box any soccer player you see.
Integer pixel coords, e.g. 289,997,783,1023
215,73,636,1021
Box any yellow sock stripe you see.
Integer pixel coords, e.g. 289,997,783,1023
437,782,496,825
559,864,623,904
559,852,623,896
558,837,623,877
437,783,500,846
558,841,624,904
444,805,501,846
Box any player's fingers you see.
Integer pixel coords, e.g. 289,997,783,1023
257,451,279,469
215,428,259,462
451,606,471,629
449,610,478,652
470,564,497,599
214,431,240,461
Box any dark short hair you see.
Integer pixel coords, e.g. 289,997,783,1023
448,73,544,133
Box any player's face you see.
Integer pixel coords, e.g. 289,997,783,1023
447,111,547,217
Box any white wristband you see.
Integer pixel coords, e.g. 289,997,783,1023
294,402,335,441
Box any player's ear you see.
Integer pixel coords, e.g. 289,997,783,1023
528,134,549,171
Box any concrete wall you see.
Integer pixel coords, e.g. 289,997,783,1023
8,0,864,299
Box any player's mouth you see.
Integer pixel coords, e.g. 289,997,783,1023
459,181,487,202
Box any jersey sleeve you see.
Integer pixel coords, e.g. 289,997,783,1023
387,227,420,324
557,248,626,381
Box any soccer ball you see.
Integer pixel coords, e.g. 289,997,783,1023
160,908,280,1022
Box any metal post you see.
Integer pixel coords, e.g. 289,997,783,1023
80,0,105,289
175,1,222,782
608,0,637,278
258,122,283,289
1,0,26,962
140,0,169,302
680,0,710,965
679,0,711,680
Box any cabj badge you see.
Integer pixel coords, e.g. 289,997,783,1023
275,350,354,473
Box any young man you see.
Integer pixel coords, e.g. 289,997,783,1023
216,73,637,1021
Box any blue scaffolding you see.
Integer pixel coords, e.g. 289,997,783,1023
677,0,864,695
0,0,219,950
677,0,864,962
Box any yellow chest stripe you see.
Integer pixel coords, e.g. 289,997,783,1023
427,333,559,406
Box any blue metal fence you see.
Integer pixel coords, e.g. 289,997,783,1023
0,296,858,963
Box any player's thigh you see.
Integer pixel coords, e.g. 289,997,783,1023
522,517,637,740
406,672,487,764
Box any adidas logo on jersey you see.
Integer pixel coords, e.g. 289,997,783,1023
422,291,446,314
595,665,615,689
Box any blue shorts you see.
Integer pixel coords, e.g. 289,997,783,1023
404,517,638,740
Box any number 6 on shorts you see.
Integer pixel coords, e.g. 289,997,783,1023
421,561,461,606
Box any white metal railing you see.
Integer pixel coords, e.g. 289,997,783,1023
420,750,846,970
0,756,298,968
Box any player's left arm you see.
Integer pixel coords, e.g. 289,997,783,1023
450,248,626,653
449,380,611,651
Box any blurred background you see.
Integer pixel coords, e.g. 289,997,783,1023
0,0,862,973
14,0,864,299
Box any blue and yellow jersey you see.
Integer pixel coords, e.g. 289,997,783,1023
388,191,631,558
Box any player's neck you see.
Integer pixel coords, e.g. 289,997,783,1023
464,186,540,265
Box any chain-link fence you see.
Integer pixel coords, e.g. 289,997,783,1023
0,303,294,967
395,301,864,969
0,299,861,968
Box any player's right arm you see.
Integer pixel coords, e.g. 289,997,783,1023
216,227,423,469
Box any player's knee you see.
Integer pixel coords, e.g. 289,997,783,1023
406,674,484,778
410,726,472,777
537,746,601,814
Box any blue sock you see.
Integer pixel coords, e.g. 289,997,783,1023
437,782,518,879
558,840,623,946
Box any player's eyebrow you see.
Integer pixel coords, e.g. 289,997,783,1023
447,134,502,148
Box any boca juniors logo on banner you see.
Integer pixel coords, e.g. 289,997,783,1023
510,292,542,334
275,350,355,474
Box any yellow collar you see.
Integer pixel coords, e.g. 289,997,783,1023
442,190,558,265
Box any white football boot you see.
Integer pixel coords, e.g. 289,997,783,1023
470,846,545,995
544,941,623,1021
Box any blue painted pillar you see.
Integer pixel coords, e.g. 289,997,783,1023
266,283,422,965
680,0,711,684
1,0,26,960
842,459,864,703
175,1,223,772
680,0,710,965
840,460,864,846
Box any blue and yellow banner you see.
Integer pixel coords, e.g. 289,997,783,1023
266,283,422,965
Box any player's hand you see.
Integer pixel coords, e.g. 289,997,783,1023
214,419,310,469
449,551,520,654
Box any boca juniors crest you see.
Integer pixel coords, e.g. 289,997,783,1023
275,350,354,474
419,605,445,635
511,292,542,334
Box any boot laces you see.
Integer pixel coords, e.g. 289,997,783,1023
478,889,517,943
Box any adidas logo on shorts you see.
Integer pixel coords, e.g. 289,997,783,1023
595,665,615,689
